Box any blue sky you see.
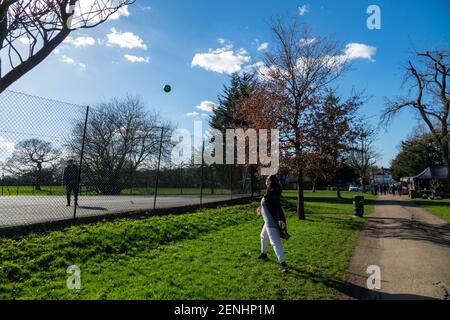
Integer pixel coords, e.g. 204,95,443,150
2,0,450,167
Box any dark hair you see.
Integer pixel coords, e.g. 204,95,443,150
265,175,281,195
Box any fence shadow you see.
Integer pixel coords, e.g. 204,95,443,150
76,206,108,211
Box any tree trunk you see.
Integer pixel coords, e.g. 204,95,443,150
312,178,317,193
210,166,215,195
36,163,42,191
297,169,305,220
336,183,342,199
360,176,366,193
440,126,450,191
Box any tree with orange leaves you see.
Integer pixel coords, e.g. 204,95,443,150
307,89,362,199
236,17,352,220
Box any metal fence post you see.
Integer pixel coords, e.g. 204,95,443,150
73,106,89,220
153,127,164,210
250,165,255,199
200,139,205,208
229,165,233,200
179,163,183,195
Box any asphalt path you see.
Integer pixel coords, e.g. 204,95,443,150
345,195,450,300
0,194,250,228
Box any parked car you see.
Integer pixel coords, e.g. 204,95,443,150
329,184,349,191
348,185,360,192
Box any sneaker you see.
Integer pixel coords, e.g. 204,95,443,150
280,262,289,273
66,204,71,207
258,253,269,261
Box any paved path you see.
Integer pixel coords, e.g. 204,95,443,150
345,195,450,300
0,194,250,228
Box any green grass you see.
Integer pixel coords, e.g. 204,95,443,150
412,198,450,222
0,191,375,300
0,186,233,196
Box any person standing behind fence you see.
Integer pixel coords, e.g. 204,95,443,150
63,159,79,207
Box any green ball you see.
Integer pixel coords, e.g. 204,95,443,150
163,85,171,93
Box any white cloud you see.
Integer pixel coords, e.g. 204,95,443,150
60,55,86,70
64,36,96,48
106,28,147,50
0,137,15,161
192,40,251,74
61,55,75,64
299,38,317,46
140,5,152,11
298,4,310,16
257,42,269,52
71,1,130,28
19,36,33,45
124,54,150,63
109,5,130,20
343,43,377,62
195,101,218,113
244,42,376,82
186,111,210,118
243,61,281,81
217,38,233,50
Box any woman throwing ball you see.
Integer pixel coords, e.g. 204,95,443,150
257,175,290,272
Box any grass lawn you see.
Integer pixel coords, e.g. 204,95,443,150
0,191,375,300
412,198,450,222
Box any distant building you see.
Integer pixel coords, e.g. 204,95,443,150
405,166,449,191
373,167,394,184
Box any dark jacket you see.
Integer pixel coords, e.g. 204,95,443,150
264,186,290,239
63,164,79,185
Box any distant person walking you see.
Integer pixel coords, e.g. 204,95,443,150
63,159,79,207
397,184,403,197
257,175,290,273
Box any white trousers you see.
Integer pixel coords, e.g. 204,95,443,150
260,224,286,264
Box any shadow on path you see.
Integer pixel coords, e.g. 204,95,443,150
363,198,450,248
288,266,438,300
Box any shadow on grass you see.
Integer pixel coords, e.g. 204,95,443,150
412,199,450,208
281,196,376,217
287,266,439,300
283,195,377,206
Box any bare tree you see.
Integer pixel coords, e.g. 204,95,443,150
348,124,380,193
382,50,449,185
239,17,351,219
68,95,173,195
0,0,134,93
308,89,362,198
5,138,61,189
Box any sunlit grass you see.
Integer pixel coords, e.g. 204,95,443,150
0,190,375,300
413,198,450,222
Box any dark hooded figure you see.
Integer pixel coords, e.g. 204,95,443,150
257,175,290,272
63,159,79,207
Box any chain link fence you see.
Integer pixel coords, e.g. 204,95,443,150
0,90,262,229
